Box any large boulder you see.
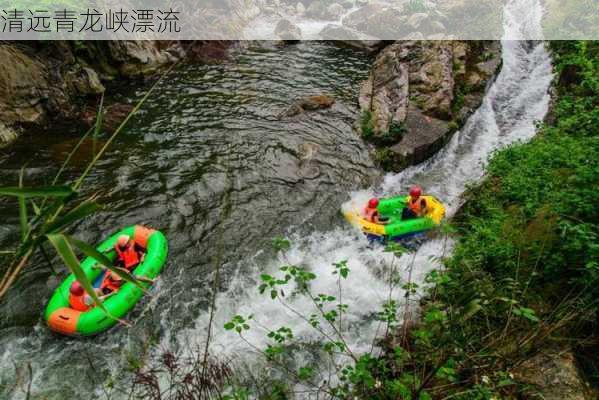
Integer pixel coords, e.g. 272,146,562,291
358,40,502,171
0,43,107,146
319,25,389,54
106,41,177,77
275,19,303,40
359,44,410,134
342,4,385,31
512,349,592,400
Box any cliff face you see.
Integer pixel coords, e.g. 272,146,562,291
358,40,502,171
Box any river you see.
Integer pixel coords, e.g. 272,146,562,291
0,0,553,397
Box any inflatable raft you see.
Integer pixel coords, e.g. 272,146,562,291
45,225,168,336
343,195,446,241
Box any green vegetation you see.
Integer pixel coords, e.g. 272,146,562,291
361,110,406,150
405,0,428,14
360,110,375,140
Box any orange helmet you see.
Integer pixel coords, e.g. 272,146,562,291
70,281,84,296
368,198,379,208
409,186,422,198
116,235,130,248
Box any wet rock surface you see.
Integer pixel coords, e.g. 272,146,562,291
275,19,303,40
0,41,235,147
358,40,502,171
279,94,336,117
512,349,593,400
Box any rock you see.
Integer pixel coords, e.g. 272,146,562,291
359,45,410,134
340,0,354,9
296,2,306,15
181,41,234,63
274,19,302,40
342,4,384,30
407,12,428,29
388,104,451,168
358,40,502,170
305,0,327,18
279,94,335,118
64,67,105,95
319,25,389,54
407,42,455,119
0,44,50,126
365,8,409,38
0,121,18,148
108,41,175,77
512,349,592,400
320,24,360,40
327,3,346,19
405,31,425,40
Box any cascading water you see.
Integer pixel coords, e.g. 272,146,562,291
177,0,554,386
0,0,553,398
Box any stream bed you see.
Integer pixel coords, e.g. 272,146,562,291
0,1,554,397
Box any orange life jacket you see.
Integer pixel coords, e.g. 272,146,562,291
408,196,425,216
69,293,90,312
363,207,379,223
102,272,124,293
115,242,140,270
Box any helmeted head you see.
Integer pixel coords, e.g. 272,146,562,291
70,281,84,296
409,186,422,198
116,235,130,249
368,198,379,209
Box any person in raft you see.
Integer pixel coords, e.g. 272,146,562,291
95,235,155,294
69,280,115,311
363,198,389,224
402,185,428,220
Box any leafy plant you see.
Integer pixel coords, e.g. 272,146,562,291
360,109,375,139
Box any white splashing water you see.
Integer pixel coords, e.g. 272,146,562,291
173,0,553,376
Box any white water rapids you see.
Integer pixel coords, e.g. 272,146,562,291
0,0,554,398
174,0,553,386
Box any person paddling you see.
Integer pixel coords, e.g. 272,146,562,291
402,186,428,220
114,235,145,270
69,281,115,312
98,235,154,294
363,198,389,224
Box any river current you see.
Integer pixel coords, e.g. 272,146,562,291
0,0,553,397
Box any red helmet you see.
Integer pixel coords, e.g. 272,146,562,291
368,198,379,208
409,186,422,198
70,281,84,296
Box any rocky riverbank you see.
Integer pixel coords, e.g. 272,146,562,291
0,41,233,148
356,40,501,171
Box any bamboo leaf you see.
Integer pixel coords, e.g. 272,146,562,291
18,167,28,242
43,200,102,235
51,126,94,187
93,95,104,158
73,61,177,191
46,233,107,315
31,200,41,216
0,186,75,198
66,235,147,293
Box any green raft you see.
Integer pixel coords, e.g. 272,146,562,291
45,225,168,336
344,195,446,240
